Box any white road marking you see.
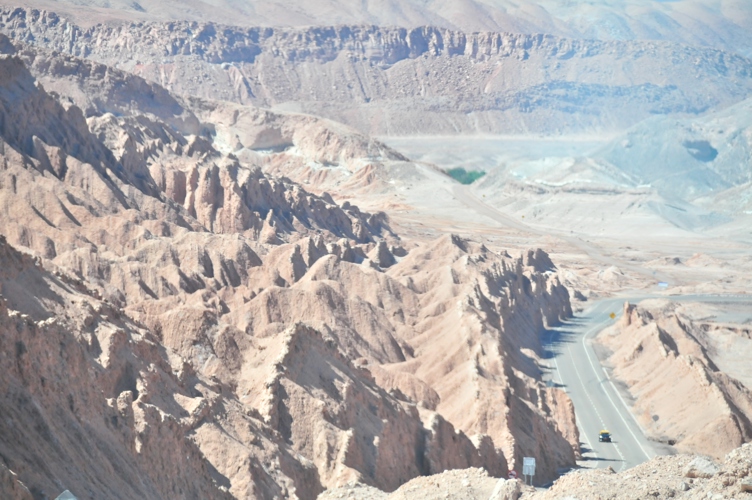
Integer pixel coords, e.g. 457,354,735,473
581,316,654,461
450,186,752,473
547,329,598,463
575,414,595,454
567,335,628,471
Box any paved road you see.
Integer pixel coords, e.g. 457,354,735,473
451,184,660,470
450,183,752,473
544,298,655,472
544,295,752,472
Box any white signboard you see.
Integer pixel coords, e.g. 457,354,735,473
522,457,536,477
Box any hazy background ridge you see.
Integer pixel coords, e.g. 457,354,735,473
2,0,752,56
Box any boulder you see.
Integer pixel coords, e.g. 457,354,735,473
368,240,396,268
488,478,520,500
740,478,752,492
683,457,720,479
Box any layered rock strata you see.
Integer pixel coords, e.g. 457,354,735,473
2,8,752,135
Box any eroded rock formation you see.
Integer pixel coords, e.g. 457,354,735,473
0,45,578,498
3,8,752,135
597,300,752,458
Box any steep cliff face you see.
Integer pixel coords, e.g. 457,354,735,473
0,49,580,496
0,31,407,199
0,236,241,500
241,323,508,491
383,236,576,481
2,34,203,135
0,48,393,253
3,8,752,135
2,0,752,59
0,53,141,191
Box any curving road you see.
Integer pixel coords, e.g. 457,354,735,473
450,184,661,470
544,294,752,472
544,298,656,472
449,184,752,474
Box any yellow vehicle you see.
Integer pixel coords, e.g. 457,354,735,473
599,430,612,442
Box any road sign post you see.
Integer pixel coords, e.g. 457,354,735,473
522,457,536,486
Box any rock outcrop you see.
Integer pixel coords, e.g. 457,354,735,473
0,48,393,253
596,300,752,459
3,8,752,135
3,0,752,58
318,443,752,499
319,468,510,500
0,235,241,500
0,31,408,196
0,48,579,497
537,443,752,500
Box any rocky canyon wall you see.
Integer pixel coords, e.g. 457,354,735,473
3,8,752,135
0,41,579,497
597,300,752,459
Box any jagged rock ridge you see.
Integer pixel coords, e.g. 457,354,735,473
597,300,752,459
0,43,579,498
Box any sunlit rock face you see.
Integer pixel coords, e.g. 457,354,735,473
0,44,578,498
3,8,752,136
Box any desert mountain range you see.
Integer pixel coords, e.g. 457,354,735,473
0,30,579,498
0,2,751,500
3,8,752,137
2,0,752,58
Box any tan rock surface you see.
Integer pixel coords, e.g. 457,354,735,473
596,300,752,459
2,0,752,62
318,468,517,500
530,443,752,500
0,47,580,497
3,9,752,136
0,235,241,500
317,443,752,499
1,3,752,500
